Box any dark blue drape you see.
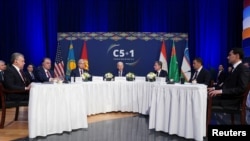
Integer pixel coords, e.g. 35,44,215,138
0,0,57,66
0,0,243,73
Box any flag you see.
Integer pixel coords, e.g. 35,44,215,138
80,41,89,71
181,42,191,81
159,40,168,72
169,40,179,82
66,41,76,80
54,42,65,78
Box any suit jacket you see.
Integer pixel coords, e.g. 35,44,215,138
213,63,250,108
189,68,211,86
70,68,90,77
70,68,91,81
25,71,38,82
216,70,226,87
0,70,4,83
35,66,55,82
221,63,250,96
113,69,127,77
3,65,30,90
154,69,168,77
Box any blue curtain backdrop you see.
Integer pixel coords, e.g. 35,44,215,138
0,0,243,75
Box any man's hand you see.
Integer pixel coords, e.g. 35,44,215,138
25,84,31,90
208,90,222,97
207,87,215,92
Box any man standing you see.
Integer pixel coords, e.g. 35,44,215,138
36,57,55,82
208,48,250,108
189,57,211,86
214,64,226,88
0,60,6,83
3,52,30,101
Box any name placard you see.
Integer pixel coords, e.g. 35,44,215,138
92,76,103,82
75,77,82,83
156,77,166,83
135,76,146,82
115,77,126,81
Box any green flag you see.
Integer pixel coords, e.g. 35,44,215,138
169,40,179,82
66,41,76,80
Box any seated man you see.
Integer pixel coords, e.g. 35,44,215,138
208,48,250,108
25,63,38,82
189,57,211,86
3,52,30,101
0,60,6,83
113,61,127,77
35,57,55,82
70,59,91,80
153,61,168,78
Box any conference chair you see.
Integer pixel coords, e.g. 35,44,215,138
0,83,29,128
207,83,250,127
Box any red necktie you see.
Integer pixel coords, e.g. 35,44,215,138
46,71,51,78
19,70,26,84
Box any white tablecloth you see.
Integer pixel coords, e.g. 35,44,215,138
28,83,88,138
28,81,207,140
28,81,153,138
84,81,153,115
149,83,207,141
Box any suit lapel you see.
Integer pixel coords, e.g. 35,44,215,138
77,69,80,77
10,65,25,84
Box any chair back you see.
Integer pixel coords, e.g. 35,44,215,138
0,83,5,108
241,83,250,111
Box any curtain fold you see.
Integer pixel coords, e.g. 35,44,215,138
0,0,243,71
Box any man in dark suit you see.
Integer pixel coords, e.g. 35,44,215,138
113,61,127,77
70,59,91,80
189,57,211,86
0,60,6,83
3,52,30,101
214,64,226,88
25,63,38,82
153,61,168,78
209,48,250,108
35,57,55,82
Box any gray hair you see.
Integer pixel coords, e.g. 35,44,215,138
117,61,124,66
10,52,24,64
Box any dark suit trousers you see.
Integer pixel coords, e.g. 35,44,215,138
211,96,241,109
6,93,29,102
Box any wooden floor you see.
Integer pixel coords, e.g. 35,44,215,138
0,107,137,141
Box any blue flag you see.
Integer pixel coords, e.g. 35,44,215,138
66,41,76,80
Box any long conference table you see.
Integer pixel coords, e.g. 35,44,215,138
28,81,207,141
